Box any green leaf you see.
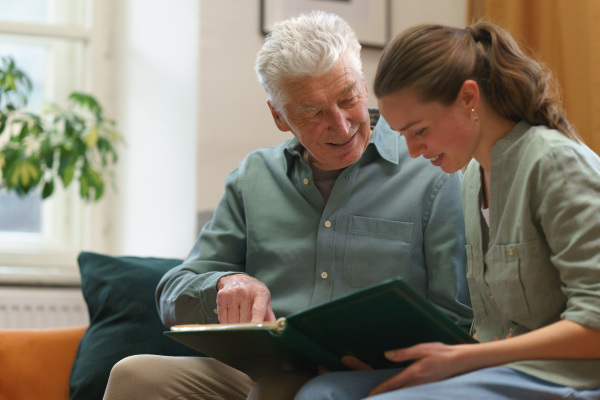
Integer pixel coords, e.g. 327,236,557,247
58,149,78,187
42,179,54,199
64,119,74,137
1,58,121,202
97,136,119,165
85,165,102,187
8,159,41,191
94,182,104,201
17,121,29,139
84,124,99,149
61,163,75,187
4,73,15,91
40,139,55,169
79,174,89,200
0,110,6,134
0,56,32,108
69,92,103,120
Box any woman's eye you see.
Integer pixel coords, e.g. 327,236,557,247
414,128,425,136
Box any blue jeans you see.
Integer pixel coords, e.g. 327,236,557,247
294,367,600,400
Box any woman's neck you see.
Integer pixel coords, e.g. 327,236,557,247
474,111,517,173
474,110,517,207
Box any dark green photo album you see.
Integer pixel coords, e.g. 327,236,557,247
165,277,475,380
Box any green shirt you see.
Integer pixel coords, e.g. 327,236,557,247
157,117,472,331
463,121,600,389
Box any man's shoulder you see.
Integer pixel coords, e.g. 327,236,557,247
234,138,296,174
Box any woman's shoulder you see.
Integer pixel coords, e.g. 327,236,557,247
527,126,598,165
506,125,598,167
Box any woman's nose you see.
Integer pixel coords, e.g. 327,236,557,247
403,135,425,158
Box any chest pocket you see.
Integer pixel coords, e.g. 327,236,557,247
343,216,414,287
486,239,564,329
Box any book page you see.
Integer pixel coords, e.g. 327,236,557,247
171,317,286,333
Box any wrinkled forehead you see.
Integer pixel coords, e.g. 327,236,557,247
282,60,365,112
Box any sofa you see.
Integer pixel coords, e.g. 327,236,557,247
0,252,201,400
0,325,87,400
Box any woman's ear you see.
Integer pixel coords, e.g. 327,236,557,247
267,100,291,132
459,80,480,110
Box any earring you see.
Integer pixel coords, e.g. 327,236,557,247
471,108,479,122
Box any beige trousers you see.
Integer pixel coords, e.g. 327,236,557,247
102,355,315,400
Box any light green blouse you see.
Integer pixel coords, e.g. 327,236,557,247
463,121,600,389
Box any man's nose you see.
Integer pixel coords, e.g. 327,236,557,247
328,107,351,134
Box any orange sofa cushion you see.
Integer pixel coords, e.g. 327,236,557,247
0,325,87,400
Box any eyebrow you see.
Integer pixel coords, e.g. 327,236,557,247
397,119,422,133
295,81,359,114
341,81,357,96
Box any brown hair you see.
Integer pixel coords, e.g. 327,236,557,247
374,21,581,142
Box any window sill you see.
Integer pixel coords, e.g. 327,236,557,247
0,266,81,288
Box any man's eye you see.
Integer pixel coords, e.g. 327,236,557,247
341,95,358,105
414,128,425,136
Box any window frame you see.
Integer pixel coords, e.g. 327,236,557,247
0,0,113,270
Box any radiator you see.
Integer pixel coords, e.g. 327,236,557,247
0,287,89,329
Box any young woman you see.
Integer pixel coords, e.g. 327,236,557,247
294,21,600,400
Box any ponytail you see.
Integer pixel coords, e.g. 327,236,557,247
374,21,581,142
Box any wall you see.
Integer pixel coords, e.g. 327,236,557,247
196,0,468,217
105,0,467,258
108,0,199,258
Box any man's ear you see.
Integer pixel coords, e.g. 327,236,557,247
267,100,291,132
459,80,480,110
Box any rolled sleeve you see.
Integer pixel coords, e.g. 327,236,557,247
537,147,600,330
156,168,248,327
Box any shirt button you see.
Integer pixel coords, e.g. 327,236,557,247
303,178,309,185
213,308,218,314
489,295,494,299
508,248,515,255
321,272,328,279
324,220,332,228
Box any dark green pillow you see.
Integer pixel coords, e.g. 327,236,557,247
69,252,201,400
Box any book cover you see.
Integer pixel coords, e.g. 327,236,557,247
165,277,475,380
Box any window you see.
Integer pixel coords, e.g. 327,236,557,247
0,0,110,269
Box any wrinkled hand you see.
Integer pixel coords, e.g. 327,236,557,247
369,342,470,396
216,274,276,323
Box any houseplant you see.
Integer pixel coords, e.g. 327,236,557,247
0,56,122,201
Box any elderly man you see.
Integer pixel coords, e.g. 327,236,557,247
102,11,471,400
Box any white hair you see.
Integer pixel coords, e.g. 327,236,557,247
255,10,363,116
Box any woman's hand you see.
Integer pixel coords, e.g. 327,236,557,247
369,342,472,396
340,355,374,371
367,321,600,396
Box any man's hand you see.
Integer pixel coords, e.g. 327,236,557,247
216,274,277,323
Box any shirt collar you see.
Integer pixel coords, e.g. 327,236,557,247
491,120,532,158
